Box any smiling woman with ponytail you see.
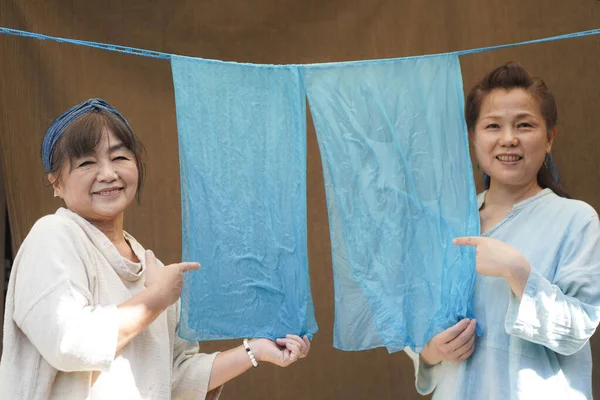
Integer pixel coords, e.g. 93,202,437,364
405,62,600,400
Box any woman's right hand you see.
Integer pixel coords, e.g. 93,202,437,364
419,318,477,366
251,335,311,367
144,250,201,308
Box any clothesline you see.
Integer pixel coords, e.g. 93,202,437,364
0,26,599,66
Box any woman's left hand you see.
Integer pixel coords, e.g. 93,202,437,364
453,236,530,278
251,335,311,367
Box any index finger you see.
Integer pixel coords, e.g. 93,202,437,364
438,318,471,343
286,334,308,352
452,237,482,247
285,334,304,343
302,335,311,349
178,262,201,272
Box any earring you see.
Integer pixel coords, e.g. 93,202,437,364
53,189,58,198
543,153,549,168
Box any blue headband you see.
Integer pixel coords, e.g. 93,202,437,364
41,98,132,172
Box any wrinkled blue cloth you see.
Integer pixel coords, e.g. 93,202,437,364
41,98,132,172
171,56,318,341
303,55,479,352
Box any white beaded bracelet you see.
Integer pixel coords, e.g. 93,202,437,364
243,339,259,367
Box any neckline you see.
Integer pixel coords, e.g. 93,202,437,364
478,188,553,236
478,188,553,211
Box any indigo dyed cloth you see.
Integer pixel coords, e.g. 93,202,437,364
303,55,479,352
171,56,317,341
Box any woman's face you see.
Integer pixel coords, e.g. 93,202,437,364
472,88,554,190
50,129,139,224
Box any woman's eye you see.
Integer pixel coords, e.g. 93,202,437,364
486,124,500,129
518,123,533,128
78,160,94,167
113,156,129,161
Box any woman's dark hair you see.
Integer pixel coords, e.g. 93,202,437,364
465,62,568,198
46,109,146,200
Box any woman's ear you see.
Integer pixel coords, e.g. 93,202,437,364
48,173,61,198
547,127,557,153
468,128,476,143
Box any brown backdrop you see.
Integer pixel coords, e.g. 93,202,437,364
1,1,599,399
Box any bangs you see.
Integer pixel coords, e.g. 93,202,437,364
53,110,136,167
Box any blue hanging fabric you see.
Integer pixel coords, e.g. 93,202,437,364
303,55,479,353
171,56,318,341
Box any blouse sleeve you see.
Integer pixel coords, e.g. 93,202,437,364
13,216,119,372
505,215,600,355
171,301,223,400
404,347,441,395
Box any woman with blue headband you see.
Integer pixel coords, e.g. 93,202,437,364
405,63,600,399
0,98,310,399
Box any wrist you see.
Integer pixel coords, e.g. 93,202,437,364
420,344,441,366
143,286,170,312
505,259,531,281
504,260,531,299
247,339,265,363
